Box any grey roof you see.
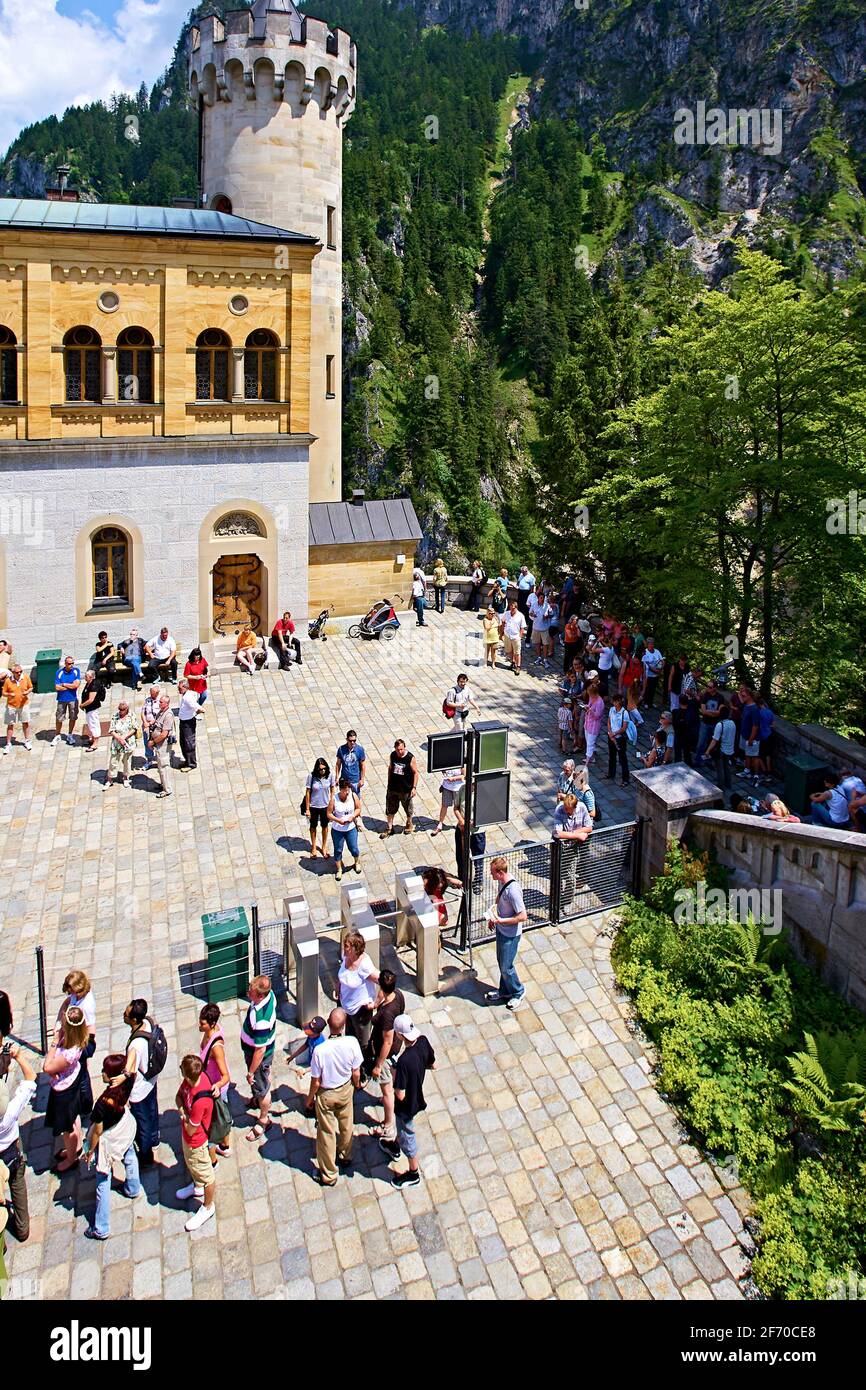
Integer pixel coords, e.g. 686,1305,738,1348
0,199,316,244
309,498,422,547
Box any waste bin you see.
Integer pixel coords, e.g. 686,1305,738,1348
201,906,250,1003
784,754,830,817
34,648,62,695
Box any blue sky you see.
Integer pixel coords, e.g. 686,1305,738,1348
0,0,191,151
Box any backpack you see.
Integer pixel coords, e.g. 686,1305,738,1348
478,567,487,585
443,692,457,717
128,1017,168,1082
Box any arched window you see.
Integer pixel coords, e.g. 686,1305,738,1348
91,525,129,606
117,327,154,404
244,329,278,400
212,194,233,215
195,329,230,401
64,326,102,403
0,328,18,403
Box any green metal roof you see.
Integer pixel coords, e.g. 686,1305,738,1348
0,198,317,244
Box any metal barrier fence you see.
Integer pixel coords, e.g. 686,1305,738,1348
467,820,640,946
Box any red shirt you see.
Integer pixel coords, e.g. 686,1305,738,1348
272,618,295,638
184,658,208,694
181,1075,213,1149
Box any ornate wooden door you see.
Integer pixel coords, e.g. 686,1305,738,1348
212,554,263,635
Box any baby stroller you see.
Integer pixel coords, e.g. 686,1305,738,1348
348,596,401,641
308,604,334,642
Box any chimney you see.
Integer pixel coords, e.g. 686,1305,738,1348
351,489,365,507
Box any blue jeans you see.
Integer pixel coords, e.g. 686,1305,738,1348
197,691,208,706
129,1086,159,1159
413,597,426,626
811,802,851,829
123,655,141,685
695,724,714,761
396,1114,418,1160
92,1145,140,1236
496,929,524,1002
331,825,359,861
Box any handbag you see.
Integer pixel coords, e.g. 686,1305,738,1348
208,1093,232,1146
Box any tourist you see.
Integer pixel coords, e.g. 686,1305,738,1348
620,646,644,708
484,856,529,1011
528,588,551,668
431,765,464,836
573,764,598,822
695,677,722,764
105,700,135,788
271,611,302,669
0,638,12,677
703,702,737,788
91,631,116,683
605,691,630,786
553,793,594,903
557,758,577,803
410,567,427,626
304,756,336,858
667,654,690,712
810,773,853,830
175,1055,217,1232
491,568,510,615
432,557,448,614
2,662,32,752
545,593,560,658
583,680,605,767
640,637,664,709
381,739,418,838
336,931,380,1058
177,678,205,771
558,696,574,753
757,696,777,777
444,672,479,731
52,654,81,747
54,969,96,1124
592,633,615,696
183,647,210,705
80,668,106,753
738,686,763,782
335,730,367,802
468,559,486,612
0,1041,37,1241
655,710,675,763
370,969,406,1145
118,628,146,690
482,605,500,666
287,1014,327,1074
140,684,161,770
516,565,535,621
422,866,451,940
123,1000,162,1167
234,624,258,674
385,1015,436,1188
308,1008,363,1187
44,1004,89,1171
82,1054,139,1241
240,975,276,1142
328,778,363,880
562,612,582,676
840,770,866,832
454,783,486,893
198,1005,232,1165
640,729,669,770
144,627,178,684
762,797,800,824
149,692,175,798
499,599,527,674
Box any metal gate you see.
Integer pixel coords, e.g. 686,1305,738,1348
251,906,292,988
467,819,640,946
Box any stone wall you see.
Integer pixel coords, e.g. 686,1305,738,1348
688,810,866,1013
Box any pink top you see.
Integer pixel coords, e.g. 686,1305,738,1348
585,695,606,734
199,1029,229,1098
49,1045,82,1092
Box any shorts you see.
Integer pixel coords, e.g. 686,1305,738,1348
440,786,458,808
309,806,329,831
740,737,760,757
385,789,414,819
531,627,545,646
242,1045,272,1100
503,634,521,659
376,1055,396,1087
56,700,79,723
182,1137,215,1188
85,710,102,737
5,702,29,724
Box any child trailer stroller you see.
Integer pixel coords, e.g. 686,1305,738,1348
308,604,334,641
348,596,401,641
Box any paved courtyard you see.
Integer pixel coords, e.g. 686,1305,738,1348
1,608,751,1300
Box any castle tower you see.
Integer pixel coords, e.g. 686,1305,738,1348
188,0,356,501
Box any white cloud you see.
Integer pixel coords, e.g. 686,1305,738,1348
0,0,191,152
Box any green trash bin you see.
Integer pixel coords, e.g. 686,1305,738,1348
34,648,62,695
202,906,250,1003
784,754,830,818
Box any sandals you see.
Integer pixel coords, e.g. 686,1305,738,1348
246,1121,272,1142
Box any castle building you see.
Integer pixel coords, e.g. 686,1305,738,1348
0,0,420,663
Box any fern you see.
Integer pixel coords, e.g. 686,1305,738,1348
783,1032,866,1135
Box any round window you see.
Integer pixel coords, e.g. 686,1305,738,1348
228,294,249,316
97,290,120,313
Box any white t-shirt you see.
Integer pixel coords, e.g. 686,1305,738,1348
67,990,96,1029
441,770,464,793
450,683,473,712
338,953,377,1015
528,595,550,632
642,648,664,676
178,690,200,722
502,611,527,641
411,577,425,598
127,1035,156,1101
840,776,866,801
597,645,614,671
310,1035,364,1089
149,634,177,659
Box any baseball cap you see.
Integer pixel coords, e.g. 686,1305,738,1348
585,669,599,681
394,1014,419,1042
304,1016,327,1037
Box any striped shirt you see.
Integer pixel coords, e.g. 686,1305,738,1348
240,990,276,1059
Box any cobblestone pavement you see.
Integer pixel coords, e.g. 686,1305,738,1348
1,608,750,1300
